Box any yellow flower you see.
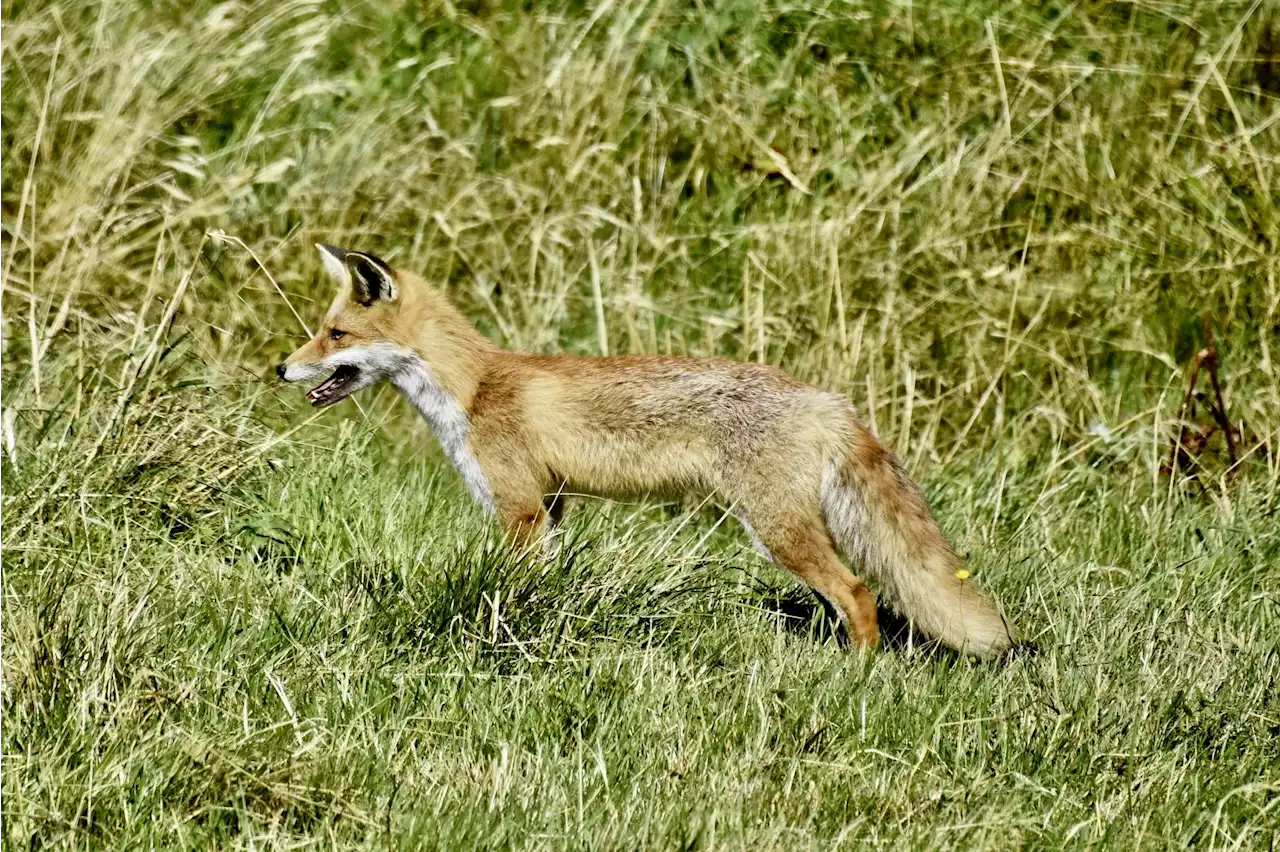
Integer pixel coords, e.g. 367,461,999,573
955,569,971,581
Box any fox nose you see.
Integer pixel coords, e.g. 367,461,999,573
276,363,287,380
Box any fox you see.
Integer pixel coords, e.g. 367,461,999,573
277,244,1015,657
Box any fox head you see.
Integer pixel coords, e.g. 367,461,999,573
276,244,414,407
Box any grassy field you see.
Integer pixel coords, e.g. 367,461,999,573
3,0,1279,848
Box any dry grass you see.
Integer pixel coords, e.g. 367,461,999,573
3,1,1279,848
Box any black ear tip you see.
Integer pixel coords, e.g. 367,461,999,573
316,243,348,259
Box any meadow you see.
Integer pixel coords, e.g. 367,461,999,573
2,1,1278,848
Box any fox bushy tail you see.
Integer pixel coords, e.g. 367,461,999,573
821,417,1013,657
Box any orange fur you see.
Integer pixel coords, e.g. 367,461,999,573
279,246,1015,657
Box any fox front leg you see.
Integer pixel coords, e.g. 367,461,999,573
497,500,551,554
486,470,553,555
493,493,570,561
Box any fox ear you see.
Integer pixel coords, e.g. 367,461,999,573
315,243,351,288
345,251,398,305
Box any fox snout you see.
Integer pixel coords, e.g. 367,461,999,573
277,355,319,383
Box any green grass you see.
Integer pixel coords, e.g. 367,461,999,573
3,0,1279,848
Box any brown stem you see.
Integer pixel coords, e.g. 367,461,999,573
1200,316,1238,465
1168,350,1202,477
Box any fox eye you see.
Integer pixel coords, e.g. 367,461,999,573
329,329,348,341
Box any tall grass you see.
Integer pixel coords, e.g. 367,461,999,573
3,1,1278,848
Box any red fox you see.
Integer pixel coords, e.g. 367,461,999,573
278,244,1014,657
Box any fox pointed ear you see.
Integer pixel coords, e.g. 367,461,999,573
345,251,398,306
315,243,352,288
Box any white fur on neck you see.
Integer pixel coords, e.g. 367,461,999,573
394,354,495,515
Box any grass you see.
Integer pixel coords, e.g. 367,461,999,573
3,0,1279,848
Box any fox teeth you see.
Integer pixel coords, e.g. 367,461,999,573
306,365,357,405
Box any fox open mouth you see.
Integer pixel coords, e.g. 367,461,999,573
306,365,360,407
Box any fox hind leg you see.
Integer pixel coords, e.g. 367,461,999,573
741,510,880,648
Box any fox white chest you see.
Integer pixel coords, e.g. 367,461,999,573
394,358,496,514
